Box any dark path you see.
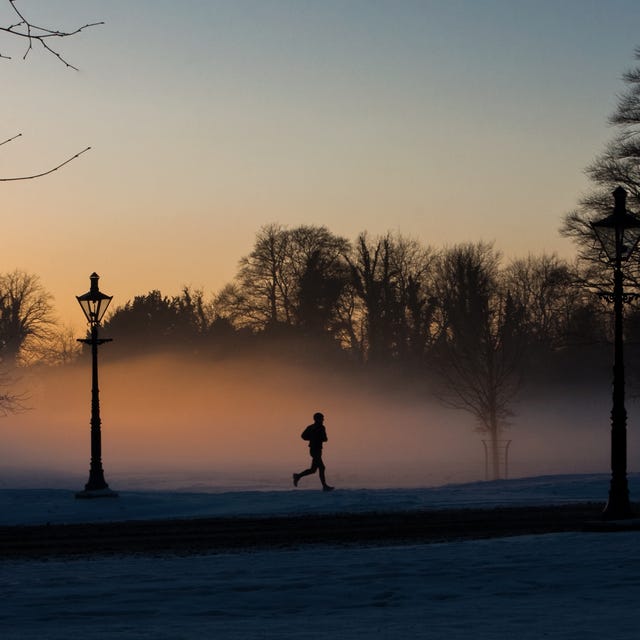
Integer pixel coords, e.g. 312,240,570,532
1,502,628,559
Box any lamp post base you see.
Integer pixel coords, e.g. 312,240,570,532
75,488,119,499
603,481,633,520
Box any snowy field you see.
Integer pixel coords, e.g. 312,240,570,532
1,472,636,527
2,474,640,639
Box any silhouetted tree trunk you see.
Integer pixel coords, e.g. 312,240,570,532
348,232,438,365
348,233,398,363
387,235,437,365
332,283,367,360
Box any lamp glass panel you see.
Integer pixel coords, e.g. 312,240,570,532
78,298,93,322
593,224,617,263
77,293,112,323
621,225,640,261
592,210,640,263
95,295,112,322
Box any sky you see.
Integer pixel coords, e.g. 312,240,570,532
2,0,640,327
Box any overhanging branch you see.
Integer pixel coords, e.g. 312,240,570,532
0,146,91,181
1,1,103,70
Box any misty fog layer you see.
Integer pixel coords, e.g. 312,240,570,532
1,353,633,490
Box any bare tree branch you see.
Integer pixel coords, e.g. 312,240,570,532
0,2,101,180
0,146,91,181
0,366,28,416
1,0,103,70
0,388,28,416
0,132,21,147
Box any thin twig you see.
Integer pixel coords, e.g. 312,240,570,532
0,132,22,147
0,146,91,181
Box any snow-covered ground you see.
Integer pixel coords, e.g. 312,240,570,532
2,474,640,639
2,472,636,527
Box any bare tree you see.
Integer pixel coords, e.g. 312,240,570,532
332,282,367,360
219,224,350,335
0,270,57,366
561,47,640,287
502,254,578,350
231,223,293,329
346,232,437,364
387,234,437,364
36,324,82,365
347,233,398,363
215,282,264,331
431,243,525,480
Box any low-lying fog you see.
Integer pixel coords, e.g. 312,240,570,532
1,353,636,490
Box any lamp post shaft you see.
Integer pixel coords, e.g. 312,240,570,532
604,260,632,519
85,324,109,491
589,187,639,519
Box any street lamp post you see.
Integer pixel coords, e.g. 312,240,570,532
591,187,640,519
75,272,117,499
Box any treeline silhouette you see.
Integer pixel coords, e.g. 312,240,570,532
99,224,640,480
97,224,614,379
0,222,627,389
1,224,638,478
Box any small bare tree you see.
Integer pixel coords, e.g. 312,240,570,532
0,270,57,367
431,243,525,480
32,324,82,366
0,367,26,416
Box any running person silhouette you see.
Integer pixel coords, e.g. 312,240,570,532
293,412,334,491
